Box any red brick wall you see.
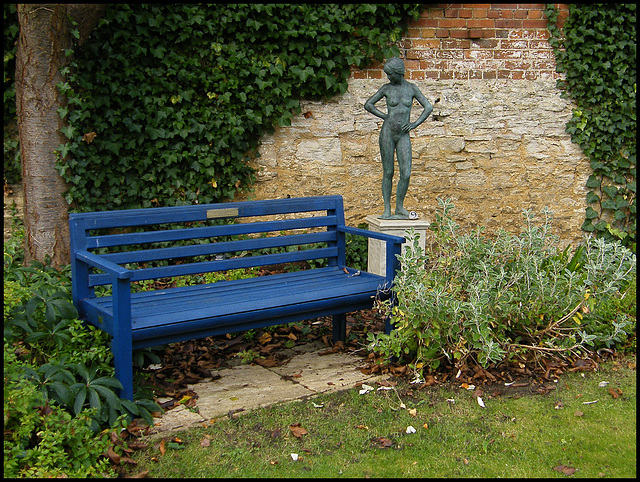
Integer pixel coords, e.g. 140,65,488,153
352,4,570,81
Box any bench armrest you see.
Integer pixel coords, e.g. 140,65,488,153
337,225,405,282
337,225,405,245
75,250,133,279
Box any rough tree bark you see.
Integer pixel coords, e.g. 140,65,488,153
15,4,105,267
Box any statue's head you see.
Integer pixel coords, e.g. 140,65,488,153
383,57,405,77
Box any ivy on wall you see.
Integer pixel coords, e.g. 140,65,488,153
3,3,20,184
545,4,636,251
54,4,421,212
3,4,17,124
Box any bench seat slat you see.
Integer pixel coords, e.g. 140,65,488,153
80,267,355,335
116,266,353,306
86,215,338,249
92,267,382,317
100,230,336,265
81,267,388,342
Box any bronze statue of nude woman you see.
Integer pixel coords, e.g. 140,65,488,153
364,57,433,219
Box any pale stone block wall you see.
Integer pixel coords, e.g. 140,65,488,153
238,77,589,247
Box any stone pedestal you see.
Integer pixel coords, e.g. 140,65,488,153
365,215,430,277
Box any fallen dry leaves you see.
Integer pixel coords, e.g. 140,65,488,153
289,423,308,438
371,436,394,449
102,424,154,477
608,387,623,399
554,464,577,476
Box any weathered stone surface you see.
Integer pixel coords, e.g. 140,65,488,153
240,78,590,246
270,351,384,394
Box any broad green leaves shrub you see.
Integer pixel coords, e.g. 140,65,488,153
546,4,636,251
368,198,636,375
4,264,160,428
58,4,421,212
4,224,161,476
3,349,115,478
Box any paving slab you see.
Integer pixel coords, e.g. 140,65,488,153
270,350,383,393
147,346,386,437
148,403,208,435
189,364,313,420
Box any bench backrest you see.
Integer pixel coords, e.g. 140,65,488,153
69,195,348,289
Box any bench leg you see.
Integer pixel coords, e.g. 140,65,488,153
332,313,346,342
112,338,134,401
384,315,393,335
384,291,398,335
112,277,134,401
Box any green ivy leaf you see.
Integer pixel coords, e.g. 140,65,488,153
586,191,600,204
585,175,601,189
585,206,599,219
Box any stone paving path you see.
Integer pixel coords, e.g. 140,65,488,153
149,347,386,437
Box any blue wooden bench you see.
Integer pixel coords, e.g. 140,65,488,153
69,195,405,400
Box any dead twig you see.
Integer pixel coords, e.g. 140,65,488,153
507,343,583,356
538,300,584,337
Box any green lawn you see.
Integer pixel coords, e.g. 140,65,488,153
125,355,636,478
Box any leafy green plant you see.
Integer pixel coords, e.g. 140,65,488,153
3,222,161,431
69,362,124,427
4,259,77,356
10,288,78,358
546,4,636,251
4,280,30,322
236,349,262,365
3,346,117,478
21,362,76,407
3,204,162,477
345,223,369,271
3,4,20,184
5,289,159,429
368,198,636,376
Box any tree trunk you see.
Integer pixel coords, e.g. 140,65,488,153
15,4,105,267
16,4,72,266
